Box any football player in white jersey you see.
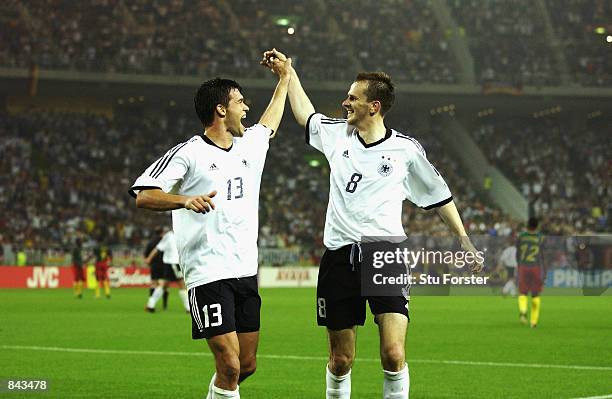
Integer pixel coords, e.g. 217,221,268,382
130,57,292,399
262,49,482,399
144,228,190,312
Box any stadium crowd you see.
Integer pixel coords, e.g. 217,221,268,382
1,110,517,259
4,0,609,86
448,0,560,86
470,116,610,234
546,0,612,86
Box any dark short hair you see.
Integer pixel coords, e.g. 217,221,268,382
194,78,242,127
355,72,395,115
527,217,539,229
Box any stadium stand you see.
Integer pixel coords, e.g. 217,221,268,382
3,1,609,87
447,0,560,86
546,0,612,86
0,110,515,257
469,116,610,234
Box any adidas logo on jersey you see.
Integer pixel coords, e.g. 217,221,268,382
342,150,349,158
209,163,218,171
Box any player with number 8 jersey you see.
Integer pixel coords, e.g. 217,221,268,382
262,48,483,399
129,54,293,399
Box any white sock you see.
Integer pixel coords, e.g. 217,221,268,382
146,286,164,309
326,365,351,399
178,289,190,311
383,363,409,399
212,384,239,398
502,280,517,296
205,373,216,399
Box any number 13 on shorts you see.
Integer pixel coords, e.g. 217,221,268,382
203,303,222,328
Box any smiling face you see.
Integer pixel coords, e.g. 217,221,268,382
223,89,250,137
342,81,374,126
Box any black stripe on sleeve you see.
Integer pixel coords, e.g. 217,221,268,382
149,154,169,178
148,156,167,178
149,142,186,178
305,113,316,145
423,196,453,210
128,185,163,199
152,142,189,179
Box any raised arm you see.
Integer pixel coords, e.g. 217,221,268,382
436,201,483,273
258,56,291,137
262,49,315,127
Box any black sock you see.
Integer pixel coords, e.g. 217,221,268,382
163,289,169,309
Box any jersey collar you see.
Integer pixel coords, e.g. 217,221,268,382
355,128,392,148
202,134,233,152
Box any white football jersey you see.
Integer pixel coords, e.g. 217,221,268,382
306,113,452,250
156,230,179,265
130,124,271,289
499,246,517,268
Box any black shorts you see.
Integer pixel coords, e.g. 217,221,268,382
150,262,165,281
316,244,409,330
505,266,515,279
163,263,180,282
188,275,261,339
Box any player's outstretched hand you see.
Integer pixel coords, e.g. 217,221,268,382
260,48,291,77
459,237,484,274
184,191,217,213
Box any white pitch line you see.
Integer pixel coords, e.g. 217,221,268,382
2,345,612,372
571,395,612,399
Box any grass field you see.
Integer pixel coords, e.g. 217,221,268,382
0,288,611,398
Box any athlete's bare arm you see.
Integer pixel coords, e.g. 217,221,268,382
136,188,217,213
262,49,315,127
436,201,483,273
258,56,292,138
145,247,159,265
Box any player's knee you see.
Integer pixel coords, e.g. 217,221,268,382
329,352,354,374
381,343,405,371
239,357,257,381
218,357,241,382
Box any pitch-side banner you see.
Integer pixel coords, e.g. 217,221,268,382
0,266,151,288
258,266,319,288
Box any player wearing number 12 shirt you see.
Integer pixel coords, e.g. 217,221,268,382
129,56,292,399
262,49,482,399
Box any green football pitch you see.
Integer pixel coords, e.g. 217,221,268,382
0,288,610,398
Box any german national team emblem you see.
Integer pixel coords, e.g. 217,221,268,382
377,160,393,176
242,159,249,168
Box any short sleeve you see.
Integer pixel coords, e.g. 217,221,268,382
156,232,170,252
403,145,452,209
305,113,347,158
129,141,192,198
242,124,272,150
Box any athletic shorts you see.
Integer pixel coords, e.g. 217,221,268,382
316,244,409,330
188,276,261,340
72,264,85,282
150,262,165,280
505,266,515,279
95,262,109,281
163,263,180,282
518,265,543,296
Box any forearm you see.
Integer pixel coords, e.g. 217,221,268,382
136,189,186,211
145,248,158,264
288,68,315,127
436,201,468,238
258,75,290,135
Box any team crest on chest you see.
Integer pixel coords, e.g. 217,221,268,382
242,159,249,168
377,156,393,177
